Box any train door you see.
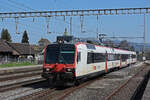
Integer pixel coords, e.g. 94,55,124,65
76,50,87,77
105,52,108,73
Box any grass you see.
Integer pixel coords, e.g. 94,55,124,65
0,62,37,68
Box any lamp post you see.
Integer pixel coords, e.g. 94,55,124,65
143,14,146,61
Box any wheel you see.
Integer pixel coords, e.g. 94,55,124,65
47,78,54,87
75,80,80,86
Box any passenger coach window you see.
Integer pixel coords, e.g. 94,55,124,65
87,52,105,64
122,54,129,61
115,54,120,60
94,53,105,63
108,54,115,61
107,54,120,61
87,53,94,64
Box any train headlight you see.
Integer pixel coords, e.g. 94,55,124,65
43,68,53,72
65,68,75,72
46,68,50,71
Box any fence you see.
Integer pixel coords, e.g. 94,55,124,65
0,55,43,65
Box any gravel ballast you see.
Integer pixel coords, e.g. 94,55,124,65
64,62,147,100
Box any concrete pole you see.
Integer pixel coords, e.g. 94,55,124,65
143,14,146,60
70,17,72,36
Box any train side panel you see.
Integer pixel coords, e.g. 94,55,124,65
75,43,137,79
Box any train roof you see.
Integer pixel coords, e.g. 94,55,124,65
48,42,136,55
75,42,136,55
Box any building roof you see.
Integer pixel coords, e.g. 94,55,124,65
38,38,50,43
38,38,50,46
8,43,35,55
0,40,35,55
31,45,45,54
0,40,13,53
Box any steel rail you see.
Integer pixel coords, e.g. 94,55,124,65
104,65,147,100
0,71,42,82
0,78,45,92
0,66,42,75
15,88,56,100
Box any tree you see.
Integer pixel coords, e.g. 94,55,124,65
118,40,129,50
1,28,12,42
130,46,135,51
118,40,135,51
21,30,29,43
64,28,68,36
103,40,115,47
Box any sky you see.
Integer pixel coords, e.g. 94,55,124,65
0,0,150,44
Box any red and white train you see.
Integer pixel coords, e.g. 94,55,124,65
42,42,136,86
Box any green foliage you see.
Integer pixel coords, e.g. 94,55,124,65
104,40,114,47
0,62,36,68
130,46,135,51
64,28,68,36
21,30,29,43
119,40,135,51
1,28,12,42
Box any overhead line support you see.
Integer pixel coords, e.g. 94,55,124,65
0,7,150,18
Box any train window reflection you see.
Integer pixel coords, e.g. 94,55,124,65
45,44,75,64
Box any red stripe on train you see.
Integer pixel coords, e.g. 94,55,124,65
105,53,108,73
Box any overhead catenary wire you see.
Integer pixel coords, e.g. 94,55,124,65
1,0,38,34
0,4,14,12
0,1,27,11
7,0,37,11
2,0,96,33
0,13,98,36
0,0,98,36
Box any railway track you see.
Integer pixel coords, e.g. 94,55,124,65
0,78,46,92
0,65,42,75
104,64,150,100
15,77,102,100
0,67,44,93
15,69,105,100
0,71,42,82
57,64,150,100
7,63,148,100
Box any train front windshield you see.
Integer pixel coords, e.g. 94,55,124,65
45,44,75,64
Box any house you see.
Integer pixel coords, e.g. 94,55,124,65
31,45,45,64
38,38,50,47
32,38,51,64
0,40,17,63
0,40,36,64
34,38,51,64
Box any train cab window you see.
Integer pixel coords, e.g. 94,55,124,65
77,52,81,63
45,44,75,64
